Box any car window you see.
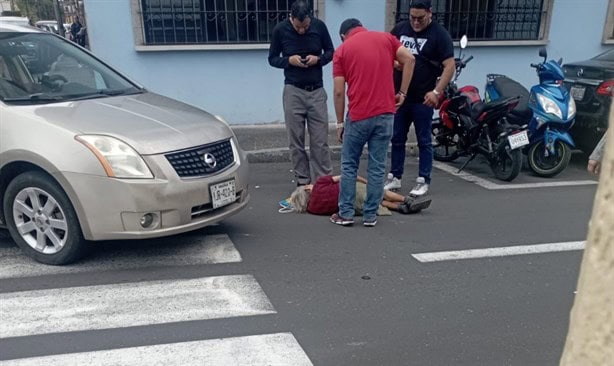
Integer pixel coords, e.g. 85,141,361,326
594,49,614,62
0,32,141,104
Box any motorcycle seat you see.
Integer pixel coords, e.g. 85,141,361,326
472,97,519,124
493,76,532,122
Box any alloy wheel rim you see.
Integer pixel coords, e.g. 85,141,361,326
12,187,68,254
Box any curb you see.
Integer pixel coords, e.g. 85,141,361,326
244,144,419,163
232,124,419,163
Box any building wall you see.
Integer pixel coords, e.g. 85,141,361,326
0,0,13,12
85,0,612,125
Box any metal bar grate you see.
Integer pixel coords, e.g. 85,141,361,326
395,0,547,41
141,0,314,45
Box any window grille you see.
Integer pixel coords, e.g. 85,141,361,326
140,0,315,45
395,0,549,41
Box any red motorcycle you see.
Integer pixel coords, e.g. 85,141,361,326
432,38,529,182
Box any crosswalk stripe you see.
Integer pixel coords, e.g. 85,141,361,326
412,241,586,263
0,333,313,366
0,234,241,279
0,275,275,339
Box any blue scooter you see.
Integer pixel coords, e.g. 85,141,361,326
484,48,576,177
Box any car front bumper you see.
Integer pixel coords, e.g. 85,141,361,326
58,147,250,241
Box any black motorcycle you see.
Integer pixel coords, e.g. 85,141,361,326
431,37,529,182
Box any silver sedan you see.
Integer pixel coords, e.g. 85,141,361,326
0,25,249,265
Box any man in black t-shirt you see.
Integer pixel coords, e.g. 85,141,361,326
384,0,454,196
268,0,334,187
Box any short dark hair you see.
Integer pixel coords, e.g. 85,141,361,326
290,1,312,22
409,0,432,10
339,18,362,36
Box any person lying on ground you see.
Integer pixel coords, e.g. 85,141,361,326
287,175,431,215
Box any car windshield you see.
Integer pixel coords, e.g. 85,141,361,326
0,32,141,104
594,49,614,62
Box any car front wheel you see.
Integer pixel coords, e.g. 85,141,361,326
3,171,86,265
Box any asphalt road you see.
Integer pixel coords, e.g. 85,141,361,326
0,153,598,365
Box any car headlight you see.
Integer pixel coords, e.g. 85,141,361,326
536,94,563,119
76,135,154,179
567,97,576,119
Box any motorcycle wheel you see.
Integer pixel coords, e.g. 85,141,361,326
527,140,571,178
490,142,522,182
432,120,460,162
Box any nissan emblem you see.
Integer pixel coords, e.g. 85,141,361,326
202,153,217,169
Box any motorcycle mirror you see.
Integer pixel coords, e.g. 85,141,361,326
538,47,547,60
460,35,468,49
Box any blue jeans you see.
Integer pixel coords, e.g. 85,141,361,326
339,114,393,221
390,102,433,184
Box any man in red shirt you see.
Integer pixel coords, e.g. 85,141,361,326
331,18,415,227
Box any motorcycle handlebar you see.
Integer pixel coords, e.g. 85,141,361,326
455,55,474,69
530,63,540,68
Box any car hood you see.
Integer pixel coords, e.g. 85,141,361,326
27,92,234,155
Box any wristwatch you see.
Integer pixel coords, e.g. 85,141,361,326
336,121,344,128
432,89,441,96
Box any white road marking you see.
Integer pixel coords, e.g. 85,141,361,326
412,241,585,263
0,234,241,279
433,162,597,190
0,333,313,366
0,275,275,338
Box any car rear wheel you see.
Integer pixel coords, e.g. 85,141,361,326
573,128,605,155
3,171,86,265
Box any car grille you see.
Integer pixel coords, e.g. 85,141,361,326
165,140,234,178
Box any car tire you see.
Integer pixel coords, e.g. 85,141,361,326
3,171,86,265
573,128,605,155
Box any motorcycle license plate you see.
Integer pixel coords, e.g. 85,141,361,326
508,130,529,150
570,85,585,101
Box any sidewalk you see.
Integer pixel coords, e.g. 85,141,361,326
232,123,418,163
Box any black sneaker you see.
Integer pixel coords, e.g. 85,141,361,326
401,195,432,214
330,213,354,226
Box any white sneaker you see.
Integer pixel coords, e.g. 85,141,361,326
384,173,401,191
409,177,429,196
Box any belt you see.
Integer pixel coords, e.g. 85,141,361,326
292,83,322,92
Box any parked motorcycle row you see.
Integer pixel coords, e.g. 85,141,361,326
432,36,577,182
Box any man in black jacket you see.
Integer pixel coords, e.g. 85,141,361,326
268,0,334,186
384,0,455,196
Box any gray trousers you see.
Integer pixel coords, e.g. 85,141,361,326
282,84,332,185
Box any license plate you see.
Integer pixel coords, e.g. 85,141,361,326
508,130,529,150
570,85,585,101
210,179,236,209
